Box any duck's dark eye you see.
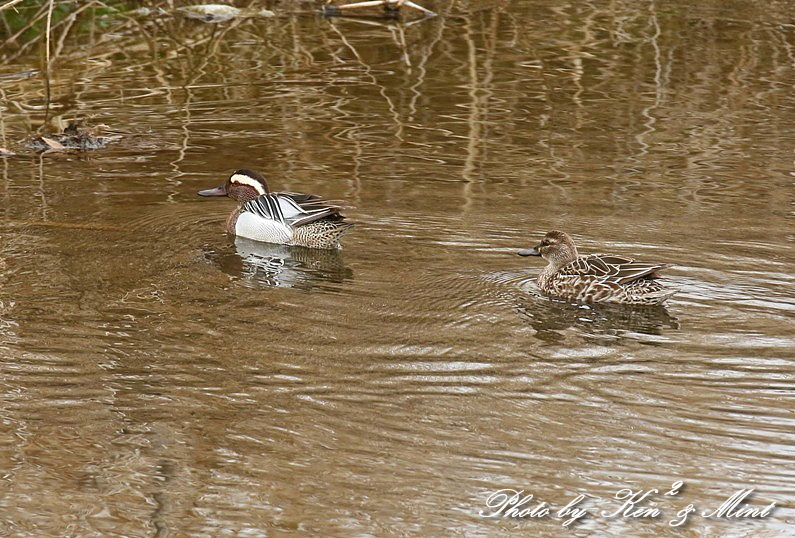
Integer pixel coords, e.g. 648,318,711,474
540,240,550,246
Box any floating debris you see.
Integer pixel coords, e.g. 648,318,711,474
177,4,275,23
323,0,437,19
39,137,65,151
0,70,38,81
178,4,242,22
128,7,169,18
27,121,122,153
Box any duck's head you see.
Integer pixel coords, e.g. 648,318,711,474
518,230,578,267
198,169,269,203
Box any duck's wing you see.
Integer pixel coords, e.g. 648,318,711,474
562,254,669,285
243,193,344,227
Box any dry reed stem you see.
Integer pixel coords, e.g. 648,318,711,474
0,0,25,12
45,0,53,69
3,1,49,46
3,0,99,63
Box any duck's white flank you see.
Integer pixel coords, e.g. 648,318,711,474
235,212,293,244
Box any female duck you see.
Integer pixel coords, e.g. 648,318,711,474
518,231,676,305
198,169,352,249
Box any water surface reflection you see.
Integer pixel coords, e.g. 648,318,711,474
206,237,353,289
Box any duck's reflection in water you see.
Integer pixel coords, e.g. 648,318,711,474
210,237,352,290
517,294,680,344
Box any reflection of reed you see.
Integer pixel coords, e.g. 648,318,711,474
461,15,480,189
460,7,500,211
0,91,8,222
635,3,663,157
164,19,245,198
3,0,794,221
327,19,406,141
407,11,445,120
33,154,47,219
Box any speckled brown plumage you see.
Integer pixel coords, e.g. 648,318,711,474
518,231,676,305
291,217,352,249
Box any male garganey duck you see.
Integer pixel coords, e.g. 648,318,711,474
518,230,676,305
198,169,352,249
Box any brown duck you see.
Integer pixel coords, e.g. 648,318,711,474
518,231,676,305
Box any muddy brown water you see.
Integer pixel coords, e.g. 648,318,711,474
1,1,794,536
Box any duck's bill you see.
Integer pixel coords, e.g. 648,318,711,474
197,185,227,197
517,247,541,256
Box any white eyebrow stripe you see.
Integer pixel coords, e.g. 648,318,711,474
230,173,266,195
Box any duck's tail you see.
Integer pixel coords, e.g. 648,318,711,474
326,222,354,249
638,288,678,305
294,221,353,249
